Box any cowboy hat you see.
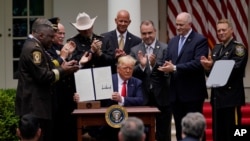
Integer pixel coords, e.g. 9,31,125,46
71,12,97,30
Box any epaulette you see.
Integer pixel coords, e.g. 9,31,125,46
35,42,40,48
233,40,244,45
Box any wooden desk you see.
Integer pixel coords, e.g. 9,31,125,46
72,106,160,141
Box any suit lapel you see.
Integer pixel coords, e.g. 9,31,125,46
177,32,194,57
153,41,161,56
111,31,119,49
112,74,119,92
127,79,134,97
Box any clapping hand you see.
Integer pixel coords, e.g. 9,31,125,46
90,39,102,54
115,48,126,58
79,52,92,65
137,50,147,68
200,55,213,71
158,60,174,73
60,41,76,60
61,60,79,75
148,53,156,67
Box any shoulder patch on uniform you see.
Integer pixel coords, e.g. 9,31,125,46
33,51,42,64
235,45,245,57
34,42,40,48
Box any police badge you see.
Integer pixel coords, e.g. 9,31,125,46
105,105,128,128
235,45,245,57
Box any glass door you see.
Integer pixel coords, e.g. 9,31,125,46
3,0,52,88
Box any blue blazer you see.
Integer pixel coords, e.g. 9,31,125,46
165,30,209,102
101,74,144,107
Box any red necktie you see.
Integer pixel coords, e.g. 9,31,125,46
121,81,127,97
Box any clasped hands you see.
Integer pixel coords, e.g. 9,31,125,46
158,60,175,73
90,38,102,56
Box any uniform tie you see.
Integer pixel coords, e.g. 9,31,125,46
121,81,127,97
119,34,124,50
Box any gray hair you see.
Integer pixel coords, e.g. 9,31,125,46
32,18,53,33
181,112,206,138
120,117,145,141
177,12,192,24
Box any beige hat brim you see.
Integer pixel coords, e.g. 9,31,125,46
71,16,97,30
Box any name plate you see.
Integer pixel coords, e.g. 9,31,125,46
77,101,100,109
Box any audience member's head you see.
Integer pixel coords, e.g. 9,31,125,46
181,112,206,139
16,114,41,141
118,117,146,141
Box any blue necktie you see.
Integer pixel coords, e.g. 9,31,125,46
178,36,185,55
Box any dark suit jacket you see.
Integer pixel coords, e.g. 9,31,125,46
101,74,144,107
164,30,209,102
101,30,141,73
130,41,170,106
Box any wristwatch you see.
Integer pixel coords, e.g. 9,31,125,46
173,65,177,72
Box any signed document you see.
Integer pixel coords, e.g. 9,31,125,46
74,66,113,102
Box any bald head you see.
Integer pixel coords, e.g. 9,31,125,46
176,12,192,24
116,10,130,19
115,10,131,34
176,12,192,36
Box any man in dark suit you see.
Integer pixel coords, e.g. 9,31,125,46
130,20,171,141
158,12,209,141
101,55,144,107
101,9,141,73
200,19,248,141
84,55,144,141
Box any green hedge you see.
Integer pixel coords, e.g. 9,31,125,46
0,89,19,141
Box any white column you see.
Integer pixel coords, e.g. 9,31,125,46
108,0,141,37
